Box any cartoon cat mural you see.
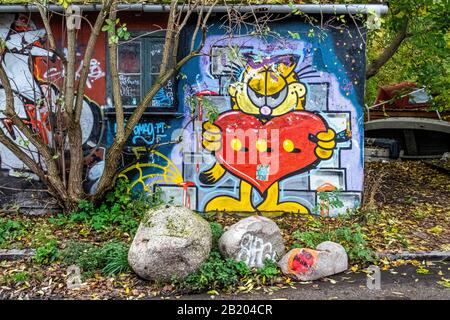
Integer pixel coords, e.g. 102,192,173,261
199,55,350,214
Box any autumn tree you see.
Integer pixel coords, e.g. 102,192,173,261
365,0,449,110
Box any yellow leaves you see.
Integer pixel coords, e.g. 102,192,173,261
395,11,406,19
207,289,219,295
58,0,71,9
350,265,359,272
427,226,443,235
78,228,90,237
416,266,430,274
237,278,255,294
409,262,422,269
418,7,428,17
437,278,450,289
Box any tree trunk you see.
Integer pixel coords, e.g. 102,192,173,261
366,19,409,79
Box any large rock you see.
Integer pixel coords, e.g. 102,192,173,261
278,241,348,281
128,205,212,281
218,216,285,268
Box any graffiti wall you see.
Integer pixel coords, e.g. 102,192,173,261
169,20,365,216
0,12,365,216
0,13,105,180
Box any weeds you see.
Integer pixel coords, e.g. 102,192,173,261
33,240,59,265
59,240,130,278
50,179,164,236
292,223,375,264
0,218,27,247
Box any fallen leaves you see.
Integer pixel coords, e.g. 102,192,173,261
1,160,449,299
416,267,430,274
427,226,444,235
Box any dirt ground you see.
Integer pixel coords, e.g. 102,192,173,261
0,160,449,299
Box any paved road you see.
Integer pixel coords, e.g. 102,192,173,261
178,261,450,300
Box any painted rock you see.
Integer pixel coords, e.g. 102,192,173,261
214,110,327,194
128,205,212,281
278,241,348,281
218,216,285,268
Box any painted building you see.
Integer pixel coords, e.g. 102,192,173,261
0,4,388,216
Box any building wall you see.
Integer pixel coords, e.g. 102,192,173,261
0,13,365,216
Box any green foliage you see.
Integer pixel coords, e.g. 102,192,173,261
292,230,329,248
292,223,375,264
59,240,130,277
257,259,280,278
0,218,26,246
100,241,131,276
182,251,251,290
209,222,224,247
11,271,29,283
33,240,59,265
202,97,220,122
0,270,30,286
187,95,220,122
366,0,450,111
52,179,163,235
102,18,131,45
313,189,344,215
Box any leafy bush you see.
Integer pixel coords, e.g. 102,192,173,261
51,179,164,235
59,240,130,277
182,251,251,290
257,259,280,279
292,224,375,264
0,218,27,246
34,240,59,265
209,222,224,247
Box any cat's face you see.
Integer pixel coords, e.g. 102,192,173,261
228,56,307,119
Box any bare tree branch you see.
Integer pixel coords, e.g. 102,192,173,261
74,0,113,123
107,0,125,142
366,18,410,79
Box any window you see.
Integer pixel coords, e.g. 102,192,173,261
114,32,176,112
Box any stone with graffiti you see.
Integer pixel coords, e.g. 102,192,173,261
278,241,348,281
218,216,285,268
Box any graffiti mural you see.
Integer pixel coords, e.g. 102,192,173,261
177,21,365,216
0,13,104,178
199,54,350,213
0,12,365,216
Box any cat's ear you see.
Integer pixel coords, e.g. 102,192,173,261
277,55,299,76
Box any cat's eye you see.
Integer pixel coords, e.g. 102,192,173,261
266,86,287,108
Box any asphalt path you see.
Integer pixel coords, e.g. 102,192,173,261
178,261,450,300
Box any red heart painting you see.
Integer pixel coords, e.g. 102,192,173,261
213,110,327,194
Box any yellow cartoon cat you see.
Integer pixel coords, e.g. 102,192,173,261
200,55,336,216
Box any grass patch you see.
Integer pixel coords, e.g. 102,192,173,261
292,223,375,264
59,240,130,278
49,179,164,236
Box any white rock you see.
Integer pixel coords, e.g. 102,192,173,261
278,241,348,281
128,205,212,281
218,216,285,268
